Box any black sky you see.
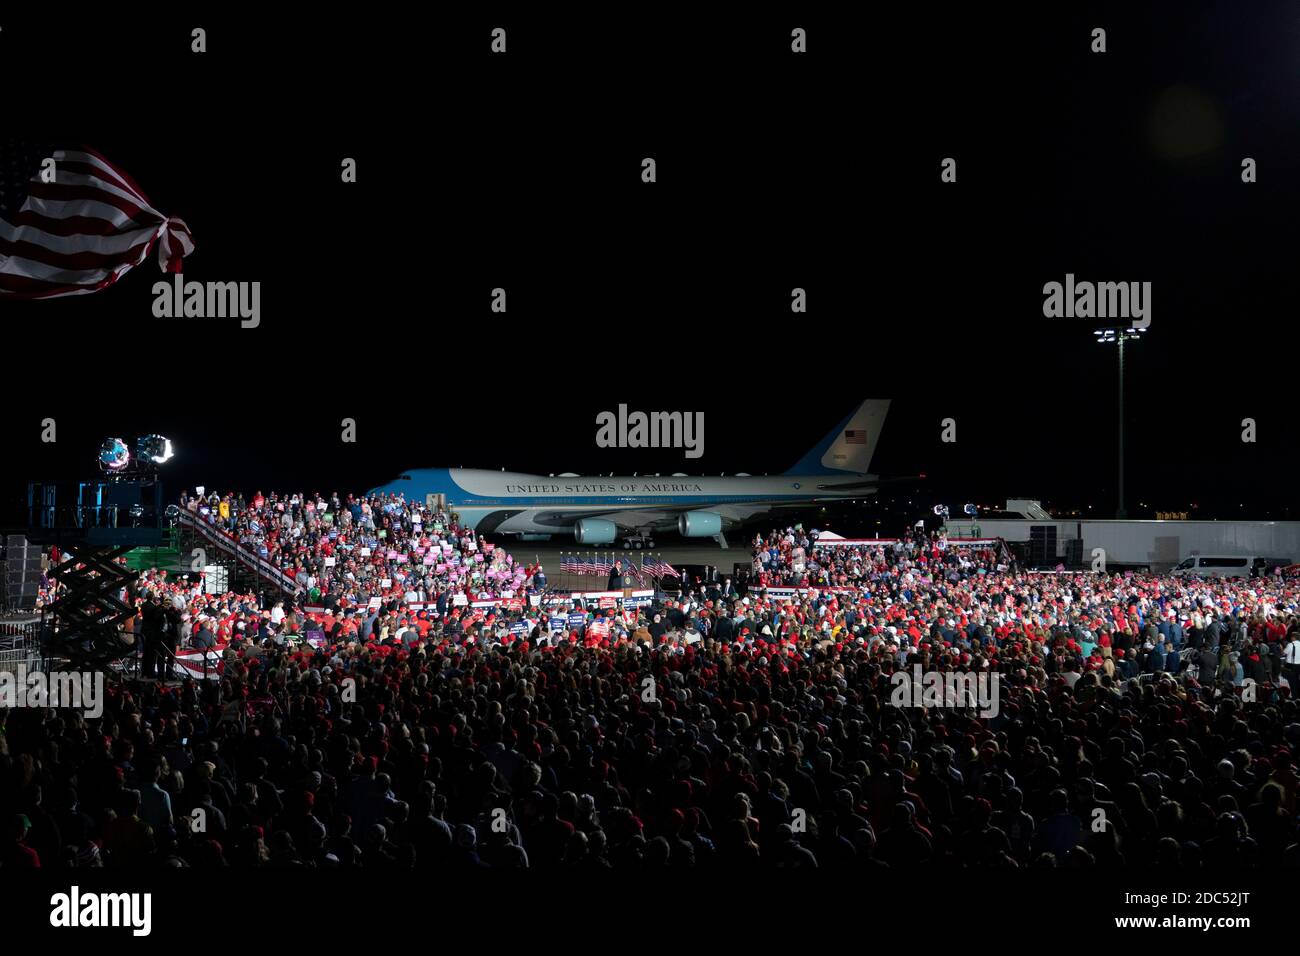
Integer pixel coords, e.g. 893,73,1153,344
2,5,1297,528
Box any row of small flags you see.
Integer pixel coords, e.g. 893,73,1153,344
559,553,680,579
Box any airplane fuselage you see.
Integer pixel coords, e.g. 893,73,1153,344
369,468,875,536
366,399,895,541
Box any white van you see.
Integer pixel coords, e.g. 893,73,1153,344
1170,555,1255,579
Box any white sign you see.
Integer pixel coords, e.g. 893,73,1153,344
202,565,229,595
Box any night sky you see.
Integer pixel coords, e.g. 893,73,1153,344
2,5,1297,529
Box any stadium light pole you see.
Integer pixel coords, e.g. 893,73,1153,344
1094,325,1147,519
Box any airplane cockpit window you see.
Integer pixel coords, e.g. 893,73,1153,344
399,474,412,480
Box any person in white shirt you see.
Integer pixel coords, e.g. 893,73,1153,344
1283,632,1300,690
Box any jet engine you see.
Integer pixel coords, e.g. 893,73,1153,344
677,511,722,537
574,518,618,545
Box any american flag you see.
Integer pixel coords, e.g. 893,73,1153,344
172,648,223,681
578,553,592,575
0,140,195,299
560,554,575,574
844,429,867,445
592,553,609,577
625,556,645,584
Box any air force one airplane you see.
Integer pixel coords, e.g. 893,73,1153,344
368,400,913,547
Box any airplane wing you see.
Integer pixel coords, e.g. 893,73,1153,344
813,474,924,492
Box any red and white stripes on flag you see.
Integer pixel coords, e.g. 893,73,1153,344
0,145,194,299
173,648,223,681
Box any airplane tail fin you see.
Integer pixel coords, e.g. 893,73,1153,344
786,400,890,475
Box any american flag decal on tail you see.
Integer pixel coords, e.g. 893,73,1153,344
0,140,195,299
844,429,867,444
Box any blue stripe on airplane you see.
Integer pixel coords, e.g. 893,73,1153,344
448,493,816,508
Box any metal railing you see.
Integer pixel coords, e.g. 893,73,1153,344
0,616,43,675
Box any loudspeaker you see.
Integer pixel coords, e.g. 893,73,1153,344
1028,525,1057,567
4,535,41,610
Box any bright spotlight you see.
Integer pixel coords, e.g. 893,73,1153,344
98,437,131,472
137,434,174,464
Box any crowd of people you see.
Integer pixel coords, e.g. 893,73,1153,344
178,489,540,606
6,514,1300,869
35,489,546,617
